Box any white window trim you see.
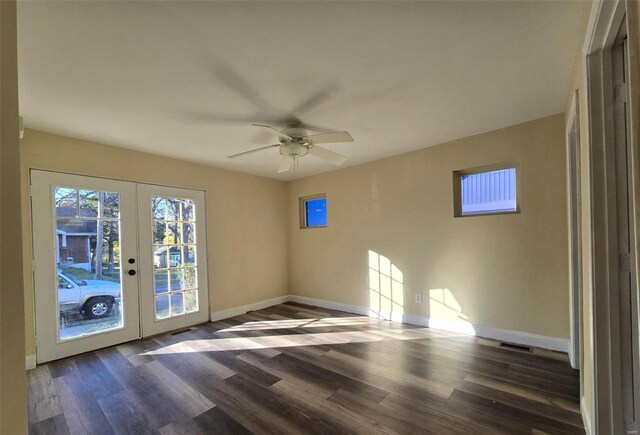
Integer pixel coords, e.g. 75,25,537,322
299,193,327,229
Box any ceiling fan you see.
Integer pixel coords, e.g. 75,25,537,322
228,123,354,173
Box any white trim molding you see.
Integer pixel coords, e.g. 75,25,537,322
583,0,639,433
210,295,290,322
582,396,594,435
209,294,569,353
566,88,583,370
26,354,36,370
288,295,569,353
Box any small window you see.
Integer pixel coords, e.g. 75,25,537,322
453,164,519,217
300,195,327,228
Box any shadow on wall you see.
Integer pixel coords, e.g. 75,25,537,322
368,250,404,321
428,288,475,335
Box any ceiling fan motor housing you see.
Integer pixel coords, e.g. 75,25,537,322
280,141,309,158
282,126,307,139
228,123,351,172
279,127,310,157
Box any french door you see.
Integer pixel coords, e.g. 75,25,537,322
31,170,209,363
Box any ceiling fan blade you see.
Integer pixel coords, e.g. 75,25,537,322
309,146,347,166
214,64,277,113
277,155,294,173
228,144,279,159
308,131,354,144
252,123,292,141
291,85,337,116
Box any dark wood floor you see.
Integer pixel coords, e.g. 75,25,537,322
28,302,584,434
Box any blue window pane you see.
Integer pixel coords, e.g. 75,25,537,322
305,198,327,227
461,168,517,215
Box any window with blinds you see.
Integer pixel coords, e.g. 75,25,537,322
453,165,519,217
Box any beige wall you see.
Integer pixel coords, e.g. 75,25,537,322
1,0,28,432
287,113,570,340
21,129,289,357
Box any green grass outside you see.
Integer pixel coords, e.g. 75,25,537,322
63,266,120,283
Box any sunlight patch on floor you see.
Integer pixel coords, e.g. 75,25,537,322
141,327,448,355
219,316,380,332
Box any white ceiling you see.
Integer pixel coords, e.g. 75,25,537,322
18,1,586,181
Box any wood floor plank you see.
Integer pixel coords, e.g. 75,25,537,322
97,346,189,429
271,352,389,402
192,406,252,434
116,342,153,367
28,303,584,435
158,419,206,435
215,374,353,435
464,372,580,413
47,358,78,379
27,365,63,423
448,389,584,434
453,380,584,428
202,348,282,388
199,376,320,434
73,352,123,401
379,390,535,434
52,369,114,435
323,348,455,399
29,414,70,435
271,379,398,435
97,391,158,435
327,388,434,434
136,360,215,418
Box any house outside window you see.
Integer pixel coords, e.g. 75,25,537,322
453,163,519,217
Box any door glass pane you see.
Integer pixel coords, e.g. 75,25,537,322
171,293,185,315
153,222,166,245
152,197,166,220
155,294,170,319
55,186,123,341
79,190,99,217
151,196,200,320
154,270,169,293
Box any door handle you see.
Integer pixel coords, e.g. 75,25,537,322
128,269,137,276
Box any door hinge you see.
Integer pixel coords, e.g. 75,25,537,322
615,83,628,103
32,260,36,272
620,252,631,274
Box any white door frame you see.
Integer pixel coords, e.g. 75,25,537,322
30,170,211,362
136,184,209,337
31,170,141,363
567,90,582,372
584,0,640,432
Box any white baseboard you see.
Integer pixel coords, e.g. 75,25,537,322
26,354,36,370
288,295,369,317
288,295,569,353
25,294,568,369
211,295,290,321
581,396,593,435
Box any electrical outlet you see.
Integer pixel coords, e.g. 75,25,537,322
415,292,422,304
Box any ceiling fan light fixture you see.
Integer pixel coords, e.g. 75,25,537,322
228,123,354,174
280,142,309,158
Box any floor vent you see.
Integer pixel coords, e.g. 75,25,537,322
170,328,193,335
499,342,532,352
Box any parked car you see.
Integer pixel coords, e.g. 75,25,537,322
58,270,121,319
